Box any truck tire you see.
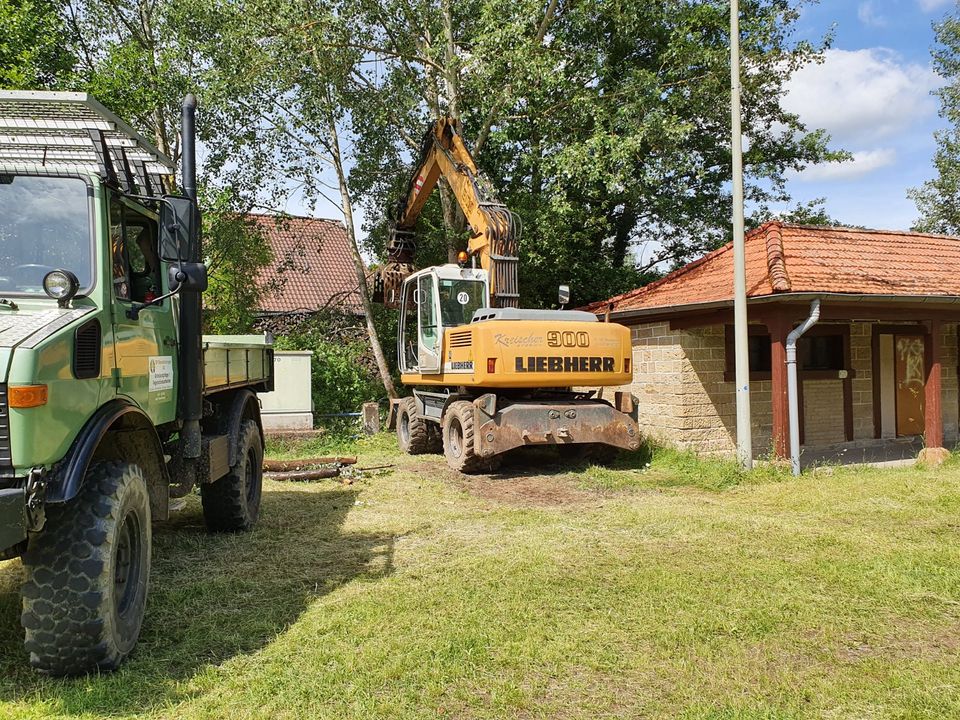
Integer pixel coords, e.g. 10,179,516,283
20,461,152,676
442,401,501,473
396,397,434,454
201,420,263,532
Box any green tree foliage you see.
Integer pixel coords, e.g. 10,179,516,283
0,0,74,88
750,198,844,227
201,190,274,335
341,0,842,306
911,8,960,234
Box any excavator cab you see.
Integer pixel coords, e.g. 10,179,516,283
399,264,488,375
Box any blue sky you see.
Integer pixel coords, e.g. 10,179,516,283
776,0,953,229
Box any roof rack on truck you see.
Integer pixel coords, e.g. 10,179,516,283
0,90,173,194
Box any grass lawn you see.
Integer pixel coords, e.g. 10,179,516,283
2,434,960,718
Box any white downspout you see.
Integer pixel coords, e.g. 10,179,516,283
786,299,821,476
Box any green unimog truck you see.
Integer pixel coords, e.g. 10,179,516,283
0,91,273,675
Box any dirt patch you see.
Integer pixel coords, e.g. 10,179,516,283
837,619,960,663
403,454,601,507
454,473,599,507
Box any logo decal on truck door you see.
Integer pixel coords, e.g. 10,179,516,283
148,356,174,392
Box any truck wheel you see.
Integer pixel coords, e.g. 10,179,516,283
201,420,263,532
20,462,152,676
396,397,434,454
442,401,501,473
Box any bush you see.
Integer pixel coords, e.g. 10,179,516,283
275,333,384,415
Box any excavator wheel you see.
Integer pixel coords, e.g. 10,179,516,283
442,401,501,473
396,397,433,455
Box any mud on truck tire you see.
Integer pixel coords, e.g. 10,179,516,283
201,420,263,532
20,462,152,676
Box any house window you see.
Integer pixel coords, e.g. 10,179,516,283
725,324,849,380
800,334,844,371
748,335,772,372
725,325,773,379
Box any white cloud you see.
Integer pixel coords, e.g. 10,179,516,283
782,48,940,147
917,0,951,12
793,148,897,181
857,1,887,27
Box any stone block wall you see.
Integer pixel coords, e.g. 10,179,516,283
619,322,769,456
850,323,873,440
615,318,960,458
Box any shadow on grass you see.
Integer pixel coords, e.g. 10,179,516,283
490,442,656,476
0,485,394,715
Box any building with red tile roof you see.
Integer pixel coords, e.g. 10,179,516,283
250,213,362,315
585,222,960,319
588,223,960,467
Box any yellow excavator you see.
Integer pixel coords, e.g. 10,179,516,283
375,118,639,472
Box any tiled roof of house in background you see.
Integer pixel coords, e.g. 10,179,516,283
250,213,362,314
584,222,960,316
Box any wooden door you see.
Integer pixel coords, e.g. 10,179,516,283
895,334,925,436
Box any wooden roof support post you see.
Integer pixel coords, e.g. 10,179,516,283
769,315,790,459
925,319,944,449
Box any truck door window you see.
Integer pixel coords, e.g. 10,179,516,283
109,197,161,304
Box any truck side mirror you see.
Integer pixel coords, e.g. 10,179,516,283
558,284,571,308
168,262,208,293
159,195,199,262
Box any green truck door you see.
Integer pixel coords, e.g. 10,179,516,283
109,196,178,425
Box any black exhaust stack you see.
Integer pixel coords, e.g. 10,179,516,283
179,93,203,458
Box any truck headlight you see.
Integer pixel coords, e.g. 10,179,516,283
42,270,80,307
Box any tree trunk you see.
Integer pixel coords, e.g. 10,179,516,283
611,205,637,268
324,110,398,399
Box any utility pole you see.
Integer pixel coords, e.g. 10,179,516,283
730,0,752,469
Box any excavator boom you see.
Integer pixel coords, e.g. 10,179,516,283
375,118,519,309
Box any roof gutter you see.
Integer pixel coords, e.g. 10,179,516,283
605,291,960,323
787,299,820,477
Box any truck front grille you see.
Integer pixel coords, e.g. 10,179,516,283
0,385,10,478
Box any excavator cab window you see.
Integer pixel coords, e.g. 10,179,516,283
438,278,486,327
417,273,441,372
400,280,419,372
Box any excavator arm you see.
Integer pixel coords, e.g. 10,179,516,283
374,117,519,309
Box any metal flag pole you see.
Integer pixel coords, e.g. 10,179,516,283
730,0,752,469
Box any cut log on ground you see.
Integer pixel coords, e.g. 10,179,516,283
263,457,357,472
264,468,341,482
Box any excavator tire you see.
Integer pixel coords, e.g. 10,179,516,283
396,398,433,455
442,401,501,473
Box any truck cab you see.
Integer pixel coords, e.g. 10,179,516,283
0,91,273,676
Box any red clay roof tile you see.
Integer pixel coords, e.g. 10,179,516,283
250,214,361,314
585,222,960,315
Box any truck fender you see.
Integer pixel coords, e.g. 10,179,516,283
47,400,171,520
209,389,263,468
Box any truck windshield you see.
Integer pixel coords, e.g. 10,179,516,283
438,278,487,327
0,175,92,295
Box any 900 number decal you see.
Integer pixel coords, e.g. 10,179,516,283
547,331,590,348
